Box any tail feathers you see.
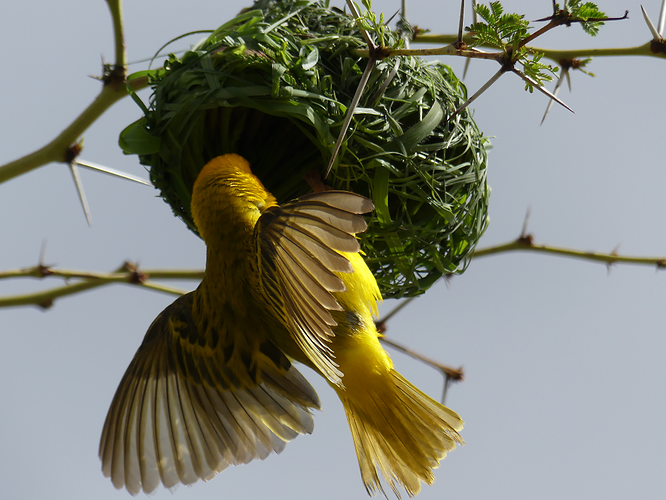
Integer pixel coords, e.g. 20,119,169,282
339,370,464,498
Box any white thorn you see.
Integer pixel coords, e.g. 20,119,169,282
463,57,472,80
641,5,661,41
448,67,505,125
68,163,93,227
565,67,572,92
514,70,575,114
325,58,376,178
462,0,479,80
540,67,568,125
75,159,151,186
39,240,47,267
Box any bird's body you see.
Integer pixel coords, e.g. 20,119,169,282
100,154,463,497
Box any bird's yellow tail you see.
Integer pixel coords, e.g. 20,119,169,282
335,368,463,498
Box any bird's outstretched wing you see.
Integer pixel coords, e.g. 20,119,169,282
254,191,374,386
99,292,320,495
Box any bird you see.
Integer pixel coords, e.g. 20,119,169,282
99,153,464,498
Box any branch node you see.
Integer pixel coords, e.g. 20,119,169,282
369,44,392,60
605,257,617,272
606,245,620,270
64,140,83,165
500,52,516,72
558,58,574,69
38,264,53,278
650,38,666,55
517,234,534,247
123,262,148,284
38,299,54,310
102,59,127,90
442,366,465,382
410,25,429,42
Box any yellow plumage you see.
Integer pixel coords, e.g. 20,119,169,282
99,154,464,497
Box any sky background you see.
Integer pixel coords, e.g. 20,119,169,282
1,1,665,499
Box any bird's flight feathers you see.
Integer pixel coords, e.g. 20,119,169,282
99,293,320,495
255,191,374,386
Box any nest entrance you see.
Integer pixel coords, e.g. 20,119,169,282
196,107,323,203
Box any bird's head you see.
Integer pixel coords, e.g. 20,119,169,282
191,154,277,243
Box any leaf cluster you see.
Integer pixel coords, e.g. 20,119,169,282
354,0,397,49
555,0,606,36
519,51,558,92
464,1,613,91
467,2,529,54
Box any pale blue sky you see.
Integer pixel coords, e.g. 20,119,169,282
1,1,665,499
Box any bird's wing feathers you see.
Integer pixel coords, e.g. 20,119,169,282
99,292,320,495
255,191,374,386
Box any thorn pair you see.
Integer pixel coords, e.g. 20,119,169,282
64,142,151,226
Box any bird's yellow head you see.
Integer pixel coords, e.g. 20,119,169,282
191,154,277,243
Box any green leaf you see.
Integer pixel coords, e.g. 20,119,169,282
119,118,161,155
372,165,391,226
301,47,319,70
392,100,443,151
127,68,165,82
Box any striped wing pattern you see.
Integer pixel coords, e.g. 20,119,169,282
99,292,320,495
255,191,374,386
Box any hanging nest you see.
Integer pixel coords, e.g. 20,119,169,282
121,0,490,298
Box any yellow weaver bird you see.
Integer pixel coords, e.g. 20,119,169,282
99,154,464,497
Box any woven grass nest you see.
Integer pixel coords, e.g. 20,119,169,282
121,0,490,298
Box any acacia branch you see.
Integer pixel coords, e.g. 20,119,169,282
352,42,503,61
378,335,464,382
3,231,665,309
0,259,465,402
0,260,462,400
0,263,204,282
6,229,664,396
0,0,150,185
409,34,664,62
523,10,630,48
473,234,666,269
106,0,126,72
0,279,192,309
0,263,203,309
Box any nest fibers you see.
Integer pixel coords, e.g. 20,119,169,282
121,0,490,298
